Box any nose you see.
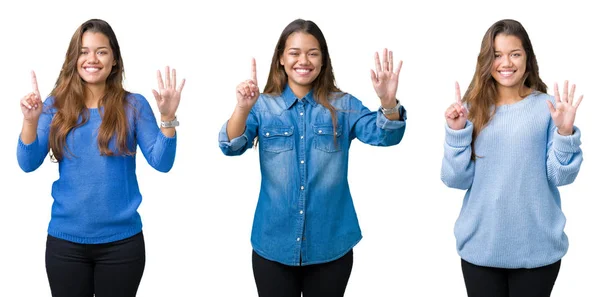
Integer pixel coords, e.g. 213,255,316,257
298,54,309,65
500,55,513,67
88,52,99,63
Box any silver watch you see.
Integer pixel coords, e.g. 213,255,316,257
160,116,179,128
380,100,401,115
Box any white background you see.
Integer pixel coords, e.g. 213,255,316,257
1,0,598,296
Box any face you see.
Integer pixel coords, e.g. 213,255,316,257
280,32,323,94
77,31,115,86
491,34,527,90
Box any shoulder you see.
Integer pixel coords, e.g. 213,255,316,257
530,91,553,102
126,92,149,104
126,92,152,109
329,92,361,109
527,91,554,111
42,96,57,114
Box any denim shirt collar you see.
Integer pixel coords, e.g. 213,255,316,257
282,85,317,109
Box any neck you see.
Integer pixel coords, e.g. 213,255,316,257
289,82,311,99
496,84,531,105
85,83,106,108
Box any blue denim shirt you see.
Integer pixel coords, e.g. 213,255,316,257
219,85,406,266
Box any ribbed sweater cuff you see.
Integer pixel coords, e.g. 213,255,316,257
445,121,473,147
17,135,38,151
552,126,582,153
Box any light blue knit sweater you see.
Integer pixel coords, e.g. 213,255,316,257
441,91,583,268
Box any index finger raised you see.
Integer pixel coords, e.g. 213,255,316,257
31,70,41,96
455,81,462,104
251,58,258,84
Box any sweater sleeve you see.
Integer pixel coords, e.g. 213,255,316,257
133,94,177,172
441,120,475,190
546,124,583,187
16,97,54,172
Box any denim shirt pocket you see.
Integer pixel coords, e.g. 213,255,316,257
313,125,342,153
260,126,294,153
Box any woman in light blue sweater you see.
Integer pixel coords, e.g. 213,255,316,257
441,19,583,297
18,19,185,297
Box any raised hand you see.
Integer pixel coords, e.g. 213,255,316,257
546,81,583,136
152,66,185,120
236,58,260,111
371,48,403,108
20,70,44,123
445,82,469,130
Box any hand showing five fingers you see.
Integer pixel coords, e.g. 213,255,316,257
152,66,185,120
236,58,260,111
546,80,583,136
20,70,44,123
371,48,403,108
445,82,469,130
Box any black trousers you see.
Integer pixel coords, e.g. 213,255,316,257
252,249,354,297
45,232,146,297
461,258,561,297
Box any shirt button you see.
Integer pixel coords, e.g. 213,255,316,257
265,132,270,137
300,186,304,190
300,210,303,214
284,132,288,135
300,160,304,164
300,112,304,116
300,136,304,139
297,237,300,241
318,130,322,134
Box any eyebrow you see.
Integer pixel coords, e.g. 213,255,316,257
80,46,110,50
495,49,523,53
288,47,320,51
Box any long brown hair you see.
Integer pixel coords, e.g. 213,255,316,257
264,19,342,129
49,19,131,161
464,19,547,159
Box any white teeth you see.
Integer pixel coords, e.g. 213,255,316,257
295,69,310,74
499,70,514,76
84,67,100,73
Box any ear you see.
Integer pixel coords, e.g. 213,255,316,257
280,56,284,66
113,60,117,66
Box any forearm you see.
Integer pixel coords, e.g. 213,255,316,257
226,107,250,141
20,120,38,144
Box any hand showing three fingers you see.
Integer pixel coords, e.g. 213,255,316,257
236,58,260,111
445,82,469,130
20,70,44,123
546,80,583,136
371,48,403,108
152,66,186,120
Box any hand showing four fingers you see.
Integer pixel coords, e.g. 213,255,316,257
371,48,403,108
152,66,186,120
546,80,583,136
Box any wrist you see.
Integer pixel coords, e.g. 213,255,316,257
234,105,252,116
380,99,401,115
160,115,179,128
380,97,398,109
557,128,573,136
160,114,176,122
23,118,38,126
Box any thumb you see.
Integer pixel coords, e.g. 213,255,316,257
546,100,556,114
152,89,160,102
370,69,377,85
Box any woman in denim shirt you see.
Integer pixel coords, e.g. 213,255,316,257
219,19,406,297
